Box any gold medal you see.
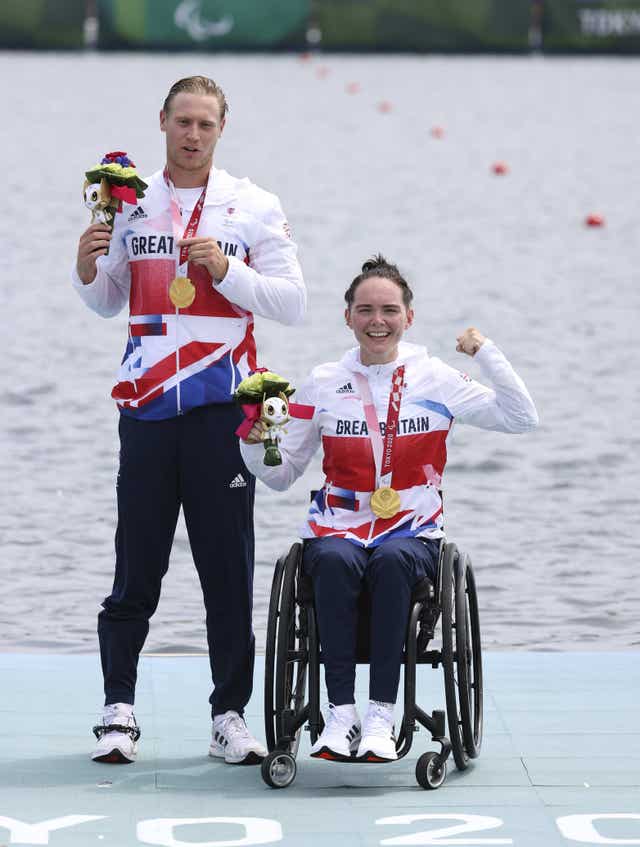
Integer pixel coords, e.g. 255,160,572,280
370,486,401,519
169,276,196,309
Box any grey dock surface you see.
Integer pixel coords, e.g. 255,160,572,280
1,651,638,846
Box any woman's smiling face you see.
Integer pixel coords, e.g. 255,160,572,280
345,276,414,365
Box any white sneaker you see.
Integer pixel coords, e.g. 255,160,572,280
357,700,397,761
310,703,361,761
92,703,140,764
209,711,267,765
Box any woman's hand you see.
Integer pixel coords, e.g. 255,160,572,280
243,420,267,444
456,327,486,357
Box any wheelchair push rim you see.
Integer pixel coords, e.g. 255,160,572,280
440,542,483,770
264,551,287,751
456,553,483,757
264,543,309,756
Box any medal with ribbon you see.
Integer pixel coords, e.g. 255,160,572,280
163,167,208,310
354,366,406,520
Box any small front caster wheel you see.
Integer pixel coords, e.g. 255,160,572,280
416,751,447,790
261,751,297,789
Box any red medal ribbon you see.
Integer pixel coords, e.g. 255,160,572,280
354,365,405,487
163,167,208,269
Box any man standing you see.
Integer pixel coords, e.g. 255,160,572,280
74,76,305,765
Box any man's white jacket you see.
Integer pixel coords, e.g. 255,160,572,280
73,167,305,420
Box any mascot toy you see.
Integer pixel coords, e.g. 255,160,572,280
83,151,147,249
234,372,295,466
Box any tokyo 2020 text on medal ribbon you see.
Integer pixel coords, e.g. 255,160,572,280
353,366,406,520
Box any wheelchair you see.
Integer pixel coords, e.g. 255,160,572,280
260,532,483,790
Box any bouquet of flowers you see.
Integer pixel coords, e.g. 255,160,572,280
234,371,295,466
83,151,147,246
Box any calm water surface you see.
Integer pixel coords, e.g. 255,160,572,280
2,52,639,654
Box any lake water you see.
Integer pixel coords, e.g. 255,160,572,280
2,51,639,655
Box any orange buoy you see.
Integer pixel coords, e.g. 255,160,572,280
346,82,361,94
315,66,330,79
492,161,509,175
298,51,312,62
430,126,445,139
377,100,393,113
585,213,605,227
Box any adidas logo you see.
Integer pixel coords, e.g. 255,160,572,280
336,382,354,394
127,205,148,222
229,473,247,489
346,724,360,742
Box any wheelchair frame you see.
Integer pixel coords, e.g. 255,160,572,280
261,538,483,790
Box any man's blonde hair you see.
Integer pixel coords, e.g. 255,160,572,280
163,76,228,119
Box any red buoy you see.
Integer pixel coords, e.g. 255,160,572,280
430,126,445,139
298,52,312,62
377,100,393,113
585,213,605,227
346,82,361,94
492,161,509,175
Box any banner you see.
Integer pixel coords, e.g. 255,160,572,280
316,0,532,51
0,0,85,48
97,0,310,48
4,0,640,52
543,0,640,50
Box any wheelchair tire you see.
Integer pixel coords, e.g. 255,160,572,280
261,751,297,789
440,542,469,771
455,554,483,758
415,751,447,790
264,543,309,756
264,550,288,751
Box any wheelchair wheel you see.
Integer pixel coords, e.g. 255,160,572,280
456,554,483,758
440,542,469,771
415,751,447,790
264,551,287,750
264,543,308,755
261,751,297,789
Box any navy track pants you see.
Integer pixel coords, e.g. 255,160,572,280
303,536,439,706
98,403,255,718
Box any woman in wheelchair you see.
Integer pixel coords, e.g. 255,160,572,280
240,255,538,764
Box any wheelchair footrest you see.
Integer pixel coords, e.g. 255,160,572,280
310,747,351,762
311,751,397,765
